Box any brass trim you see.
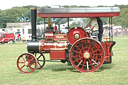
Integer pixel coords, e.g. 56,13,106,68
39,41,41,53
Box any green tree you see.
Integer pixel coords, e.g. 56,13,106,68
113,7,128,28
0,7,29,27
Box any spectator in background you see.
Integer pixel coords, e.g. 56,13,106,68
126,28,128,36
17,34,19,41
125,28,127,36
19,34,21,40
122,28,125,36
115,29,118,36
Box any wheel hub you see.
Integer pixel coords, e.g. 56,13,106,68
74,33,80,39
25,61,29,66
84,52,90,59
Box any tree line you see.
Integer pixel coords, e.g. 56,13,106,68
0,5,128,28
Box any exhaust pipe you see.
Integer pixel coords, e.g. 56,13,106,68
27,8,39,53
31,8,37,41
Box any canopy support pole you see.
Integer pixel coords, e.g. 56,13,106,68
67,18,70,31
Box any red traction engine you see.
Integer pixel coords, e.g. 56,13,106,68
17,7,120,74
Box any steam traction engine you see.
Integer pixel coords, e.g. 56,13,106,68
17,7,120,74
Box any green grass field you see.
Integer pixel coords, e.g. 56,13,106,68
0,36,128,85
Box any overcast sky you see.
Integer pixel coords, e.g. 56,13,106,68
0,0,128,10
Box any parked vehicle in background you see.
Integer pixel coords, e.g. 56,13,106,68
0,33,15,43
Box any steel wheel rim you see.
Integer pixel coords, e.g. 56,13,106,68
70,38,105,72
17,53,37,74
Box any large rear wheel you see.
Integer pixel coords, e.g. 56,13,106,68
70,38,105,72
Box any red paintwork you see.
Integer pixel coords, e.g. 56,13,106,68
50,50,65,60
39,41,68,51
101,40,115,62
45,31,54,41
67,27,89,45
54,34,67,41
44,31,67,41
0,33,15,43
38,12,120,18
39,31,68,60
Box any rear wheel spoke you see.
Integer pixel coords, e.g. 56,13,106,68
82,59,86,70
80,42,85,50
76,60,83,67
86,61,89,70
88,59,94,69
75,45,81,51
91,59,98,65
72,57,82,62
73,51,83,54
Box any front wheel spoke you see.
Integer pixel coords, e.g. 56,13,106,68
20,65,25,69
38,60,45,62
30,63,36,66
19,62,25,63
37,55,41,60
21,57,25,62
37,62,41,67
28,64,34,70
29,58,34,62
26,67,28,72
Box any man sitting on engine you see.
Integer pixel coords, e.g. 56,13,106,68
84,17,103,42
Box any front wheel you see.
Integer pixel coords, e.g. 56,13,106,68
70,38,105,72
17,53,37,74
34,53,45,69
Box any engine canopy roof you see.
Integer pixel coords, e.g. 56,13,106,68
38,7,120,18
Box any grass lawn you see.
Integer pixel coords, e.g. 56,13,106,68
0,36,128,85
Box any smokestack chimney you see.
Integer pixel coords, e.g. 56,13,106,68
31,8,37,41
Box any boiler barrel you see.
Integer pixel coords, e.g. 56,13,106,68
27,41,68,53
